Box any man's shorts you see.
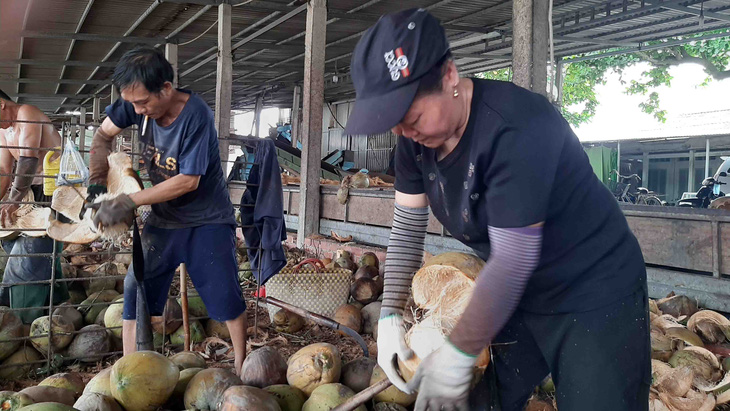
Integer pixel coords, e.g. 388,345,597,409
122,223,245,322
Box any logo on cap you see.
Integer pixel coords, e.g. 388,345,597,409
384,47,410,81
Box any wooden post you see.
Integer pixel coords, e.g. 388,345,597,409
705,139,711,178
291,85,301,147
512,0,549,96
688,149,695,192
617,141,621,174
297,0,327,248
92,97,101,124
165,43,179,88
110,86,118,105
215,2,232,173
179,263,191,350
78,107,86,155
642,152,650,188
254,94,263,137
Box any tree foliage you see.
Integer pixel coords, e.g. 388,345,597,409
474,30,730,127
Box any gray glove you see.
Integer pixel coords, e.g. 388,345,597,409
89,194,136,229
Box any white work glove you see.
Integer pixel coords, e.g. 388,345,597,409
406,341,477,411
377,314,414,392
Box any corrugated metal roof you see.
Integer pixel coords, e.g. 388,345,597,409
0,0,728,115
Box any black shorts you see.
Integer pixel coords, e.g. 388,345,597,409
470,286,651,411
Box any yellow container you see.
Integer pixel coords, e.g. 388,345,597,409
43,148,62,196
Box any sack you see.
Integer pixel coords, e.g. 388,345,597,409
265,259,352,321
56,139,89,186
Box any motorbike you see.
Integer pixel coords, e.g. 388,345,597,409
613,170,664,206
677,171,727,208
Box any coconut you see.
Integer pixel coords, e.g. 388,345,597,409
16,403,78,411
18,387,74,406
657,295,699,319
264,385,306,411
360,302,381,335
39,373,85,398
85,263,119,295
373,403,408,411
170,351,207,370
79,290,119,325
350,278,379,305
219,386,281,411
333,304,362,334
183,368,242,410
272,310,305,334
287,343,342,396
358,252,379,270
353,266,378,281
540,375,555,393
341,357,377,393
205,319,231,339
151,299,183,335
334,257,355,272
688,310,730,344
241,346,288,388
67,290,87,305
0,190,52,240
170,320,206,347
73,393,122,411
0,391,34,411
110,350,180,411
94,308,108,327
171,367,203,402
412,253,484,310
0,307,24,361
669,346,722,388
30,315,75,354
370,365,417,406
524,398,556,411
83,368,113,397
66,325,110,363
302,383,366,411
103,301,124,339
52,305,83,332
178,290,208,318
334,250,352,261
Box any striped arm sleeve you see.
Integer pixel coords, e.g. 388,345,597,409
380,203,430,318
449,225,543,355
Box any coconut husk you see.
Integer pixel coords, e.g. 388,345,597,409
658,295,699,319
655,366,694,397
411,252,485,312
0,190,51,240
653,359,674,383
666,327,704,349
653,315,686,333
688,310,730,345
650,299,661,315
669,346,723,389
49,153,142,244
658,390,715,411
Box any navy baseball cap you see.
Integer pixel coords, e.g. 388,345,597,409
344,9,450,136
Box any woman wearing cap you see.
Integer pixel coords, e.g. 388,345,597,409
344,9,650,411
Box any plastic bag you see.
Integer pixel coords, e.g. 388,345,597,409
56,139,89,186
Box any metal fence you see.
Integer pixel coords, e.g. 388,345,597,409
0,119,263,379
321,129,397,173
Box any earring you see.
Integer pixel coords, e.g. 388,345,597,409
453,88,459,98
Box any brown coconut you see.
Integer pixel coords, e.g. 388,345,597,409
333,304,362,335
52,304,83,331
302,383,366,411
30,315,75,354
350,278,379,305
370,365,417,406
151,299,183,335
272,310,305,334
66,324,110,363
0,306,24,361
353,265,379,281
39,372,85,398
219,386,281,411
657,295,699,319
170,351,207,370
184,368,242,410
360,302,381,336
241,347,288,388
286,343,342,396
688,310,730,344
341,357,377,393
73,393,123,411
18,387,75,406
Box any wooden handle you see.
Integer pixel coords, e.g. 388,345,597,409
331,378,392,411
292,258,325,273
179,263,191,351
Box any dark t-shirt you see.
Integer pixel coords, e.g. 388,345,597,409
106,90,235,228
395,79,646,314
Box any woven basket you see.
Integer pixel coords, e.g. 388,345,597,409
265,259,352,321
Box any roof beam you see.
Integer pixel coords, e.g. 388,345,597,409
646,1,730,23
0,78,110,86
16,0,33,100
0,59,117,68
9,93,96,99
22,31,165,44
553,35,640,47
54,0,95,97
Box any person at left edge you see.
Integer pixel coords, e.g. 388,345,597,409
85,47,247,374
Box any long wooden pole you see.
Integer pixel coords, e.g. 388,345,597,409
331,379,392,411
179,263,191,350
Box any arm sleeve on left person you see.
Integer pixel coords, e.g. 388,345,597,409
178,120,212,176
448,225,542,355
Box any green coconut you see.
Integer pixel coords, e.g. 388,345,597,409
172,367,204,400
272,310,305,334
0,306,24,361
0,391,34,411
72,393,122,411
65,325,110,363
205,319,231,339
183,368,242,410
83,368,112,397
170,351,206,370
179,291,209,318
16,403,78,411
302,383,366,411
358,252,379,270
110,351,179,411
18,387,74,407
371,365,417,406
29,316,75,355
39,373,85,397
238,262,254,282
103,301,124,339
264,385,306,411
79,290,119,325
170,320,206,347
153,331,167,349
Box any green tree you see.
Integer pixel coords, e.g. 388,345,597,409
475,30,730,127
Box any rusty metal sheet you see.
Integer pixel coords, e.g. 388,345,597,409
626,216,713,272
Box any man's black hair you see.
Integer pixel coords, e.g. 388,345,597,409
112,47,174,94
416,50,453,97
0,89,13,102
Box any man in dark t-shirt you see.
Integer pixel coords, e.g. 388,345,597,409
86,48,247,374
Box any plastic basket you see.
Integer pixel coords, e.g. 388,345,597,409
265,259,352,321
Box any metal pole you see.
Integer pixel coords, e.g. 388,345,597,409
706,139,711,178
78,107,87,156
642,151,649,187
291,85,301,148
688,149,695,192
253,94,263,137
617,141,621,174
